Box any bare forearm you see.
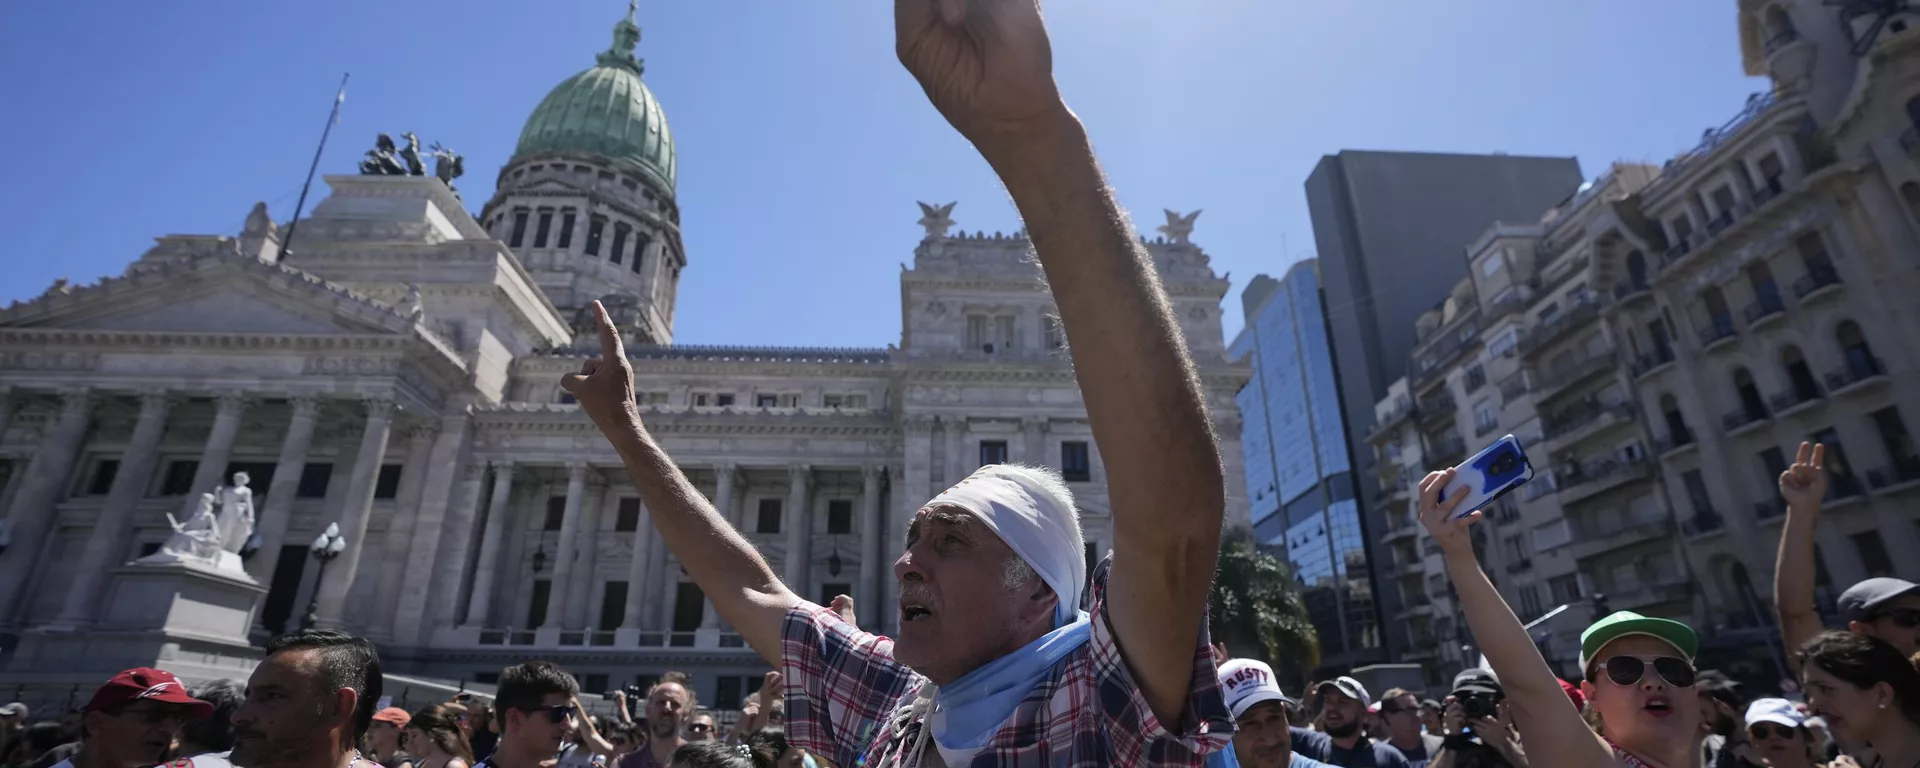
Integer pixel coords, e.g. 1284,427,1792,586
609,422,796,662
1775,501,1823,667
1441,546,1610,766
982,111,1225,533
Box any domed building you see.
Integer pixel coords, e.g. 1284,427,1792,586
0,7,1248,704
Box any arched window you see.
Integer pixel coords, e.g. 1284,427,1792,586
1700,287,1734,340
1901,182,1920,225
1661,394,1691,445
1626,251,1649,290
1836,320,1880,379
1733,368,1768,421
1780,345,1821,402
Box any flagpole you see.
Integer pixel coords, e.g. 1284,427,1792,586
280,72,349,262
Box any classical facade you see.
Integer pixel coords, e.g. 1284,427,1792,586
0,9,1248,708
1367,0,1920,688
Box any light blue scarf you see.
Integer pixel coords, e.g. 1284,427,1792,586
926,610,1094,755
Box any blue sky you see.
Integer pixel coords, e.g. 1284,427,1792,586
0,1,1764,348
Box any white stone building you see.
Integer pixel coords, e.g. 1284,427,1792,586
0,9,1248,708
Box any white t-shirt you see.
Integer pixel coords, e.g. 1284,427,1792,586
49,760,73,768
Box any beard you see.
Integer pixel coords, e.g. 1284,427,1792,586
650,718,680,740
1324,720,1360,739
230,730,330,768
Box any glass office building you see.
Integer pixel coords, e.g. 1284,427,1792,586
1230,261,1380,666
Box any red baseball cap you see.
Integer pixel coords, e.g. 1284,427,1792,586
86,668,214,719
1558,677,1586,711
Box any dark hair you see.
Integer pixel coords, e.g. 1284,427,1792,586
495,662,579,715
1421,699,1442,711
746,728,790,763
1697,670,1743,709
266,629,382,743
407,704,475,763
182,679,246,752
1798,631,1920,725
1378,688,1415,711
669,740,773,768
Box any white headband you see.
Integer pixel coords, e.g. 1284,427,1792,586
925,465,1086,627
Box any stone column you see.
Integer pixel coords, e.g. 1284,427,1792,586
943,416,966,485
713,464,740,530
0,388,95,628
367,424,439,640
312,398,395,629
0,387,16,449
184,393,251,506
646,522,672,630
782,464,814,590
891,416,937,634
1023,416,1049,467
462,462,516,628
565,472,607,629
55,391,175,626
248,396,324,586
543,463,589,629
857,464,885,628
619,499,654,635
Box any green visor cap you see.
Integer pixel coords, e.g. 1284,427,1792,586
1579,610,1699,669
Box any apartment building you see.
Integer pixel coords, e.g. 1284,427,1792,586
1369,0,1920,685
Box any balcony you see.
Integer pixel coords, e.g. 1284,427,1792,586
1706,211,1734,238
1826,356,1888,396
1533,351,1618,401
1830,472,1868,503
1682,511,1726,539
1519,293,1602,358
1375,476,1412,508
1611,578,1694,612
1486,291,1532,323
1744,292,1787,329
1867,457,1920,494
1664,239,1694,267
1698,313,1739,353
1753,498,1787,523
1655,429,1697,458
1430,435,1468,464
1768,386,1825,419
1465,366,1489,393
1613,278,1653,305
1556,455,1656,505
1474,418,1502,438
1500,375,1529,406
1504,558,1533,574
1419,391,1458,424
1568,517,1669,561
1722,406,1771,437
1383,510,1420,542
1542,401,1637,455
1632,347,1677,382
1793,263,1843,303
1368,397,1417,441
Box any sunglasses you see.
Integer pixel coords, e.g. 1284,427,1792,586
1749,723,1798,740
527,704,579,724
1595,656,1696,688
1867,608,1920,628
688,723,712,733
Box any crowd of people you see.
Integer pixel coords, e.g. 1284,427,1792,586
3,3,1919,768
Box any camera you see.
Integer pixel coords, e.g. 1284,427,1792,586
1487,449,1519,477
1459,691,1500,721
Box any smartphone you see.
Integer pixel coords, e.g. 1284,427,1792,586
1438,434,1534,518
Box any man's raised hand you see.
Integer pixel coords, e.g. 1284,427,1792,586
560,301,641,436
894,0,1064,149
1779,441,1828,511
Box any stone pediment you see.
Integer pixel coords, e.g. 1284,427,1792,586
0,249,415,337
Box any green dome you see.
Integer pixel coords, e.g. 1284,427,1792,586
513,13,676,191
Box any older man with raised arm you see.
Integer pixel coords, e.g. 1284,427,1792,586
560,2,1233,766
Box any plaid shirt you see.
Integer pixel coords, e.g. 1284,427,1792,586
780,556,1233,767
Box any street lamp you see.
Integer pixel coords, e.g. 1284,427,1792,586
301,523,346,631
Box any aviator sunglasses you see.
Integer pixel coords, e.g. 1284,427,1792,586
1594,655,1697,688
1748,723,1798,740
1866,608,1920,628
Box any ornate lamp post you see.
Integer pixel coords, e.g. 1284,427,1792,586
301,523,346,631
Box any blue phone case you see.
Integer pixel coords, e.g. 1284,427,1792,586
1438,434,1535,518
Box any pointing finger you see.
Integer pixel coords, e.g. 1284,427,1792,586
593,300,625,362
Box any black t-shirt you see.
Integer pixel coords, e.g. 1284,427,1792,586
470,730,498,762
1292,728,1414,768
380,752,414,768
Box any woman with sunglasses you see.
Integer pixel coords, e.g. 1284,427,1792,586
1798,631,1920,768
1741,699,1821,768
404,705,476,768
1418,468,1703,768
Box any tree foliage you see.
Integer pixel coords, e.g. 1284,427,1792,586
1210,527,1320,678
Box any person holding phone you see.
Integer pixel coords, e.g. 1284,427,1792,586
1419,466,1704,768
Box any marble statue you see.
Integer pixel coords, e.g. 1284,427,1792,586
402,283,426,322
1158,210,1201,246
917,202,957,240
137,493,226,567
359,133,407,176
215,472,255,557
